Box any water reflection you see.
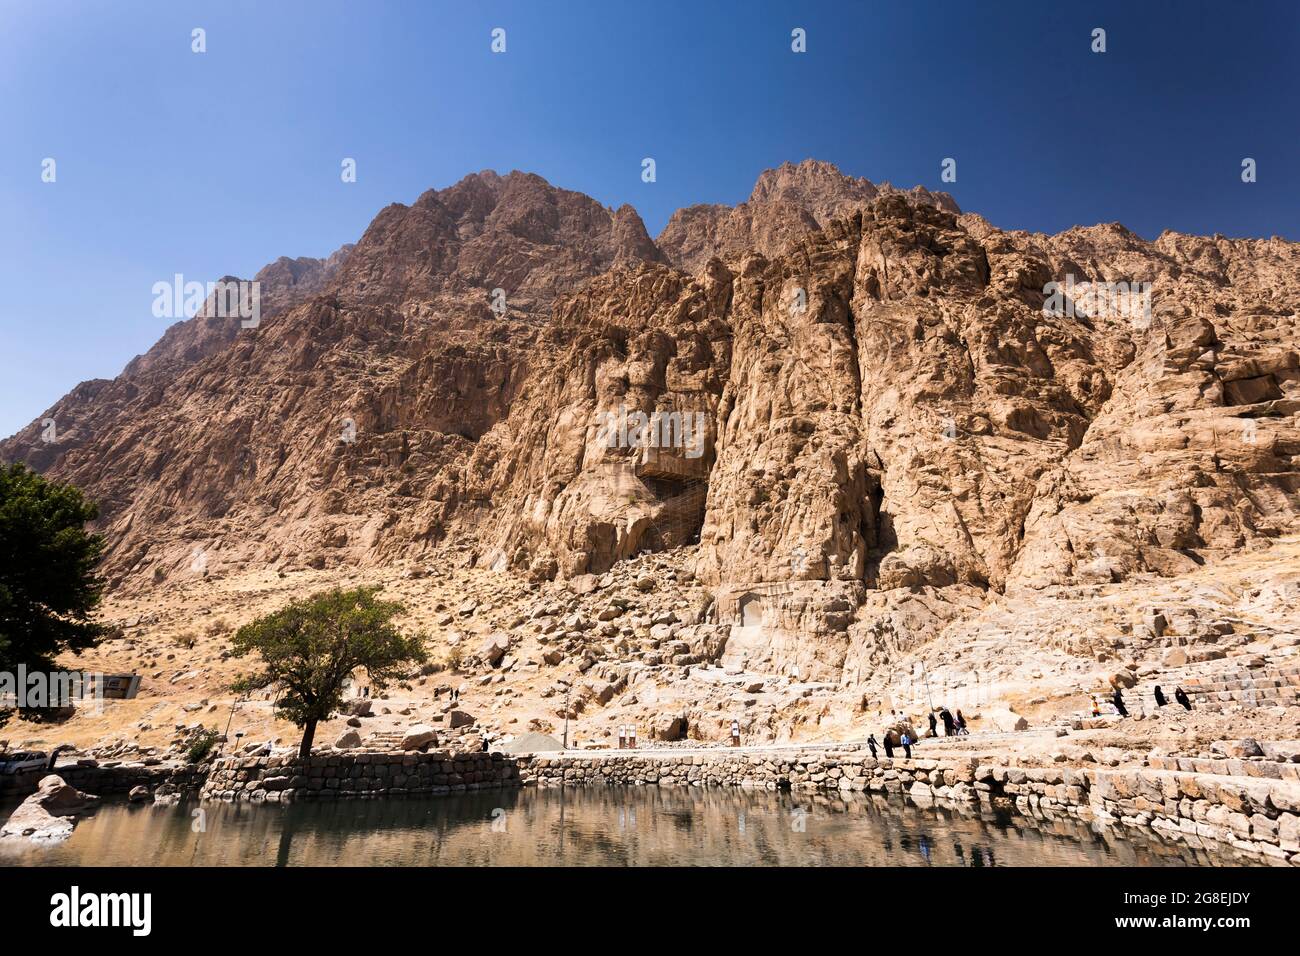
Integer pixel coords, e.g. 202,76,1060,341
0,787,1246,867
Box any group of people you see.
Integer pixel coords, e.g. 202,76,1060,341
1101,684,1191,718
866,731,909,759
1155,685,1193,710
926,706,968,738
863,704,968,761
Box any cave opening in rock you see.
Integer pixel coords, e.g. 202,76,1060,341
636,474,708,552
738,592,766,628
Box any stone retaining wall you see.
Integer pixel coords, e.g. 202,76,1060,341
514,750,1300,865
160,745,1300,865
1147,753,1300,780
201,750,519,802
0,761,204,803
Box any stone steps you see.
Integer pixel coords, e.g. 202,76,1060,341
1180,664,1300,710
1090,660,1300,716
1147,754,1300,781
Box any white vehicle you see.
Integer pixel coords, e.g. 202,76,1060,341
0,751,48,774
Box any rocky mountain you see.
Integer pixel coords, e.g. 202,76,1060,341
9,244,355,476
656,159,959,273
3,160,1298,684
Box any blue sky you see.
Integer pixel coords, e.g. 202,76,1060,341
2,0,1297,438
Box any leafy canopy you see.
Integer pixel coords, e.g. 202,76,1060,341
229,586,427,729
0,463,106,671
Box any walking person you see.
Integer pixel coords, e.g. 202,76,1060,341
928,711,938,738
1174,686,1192,711
901,732,913,759
1112,688,1128,717
1153,685,1167,707
882,732,895,759
955,709,968,735
940,708,955,737
866,734,879,759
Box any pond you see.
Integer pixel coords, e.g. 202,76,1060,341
0,786,1243,867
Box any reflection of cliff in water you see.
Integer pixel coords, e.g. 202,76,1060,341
0,786,1246,867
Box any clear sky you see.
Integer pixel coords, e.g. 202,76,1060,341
2,0,1297,438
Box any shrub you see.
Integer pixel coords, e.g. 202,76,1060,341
186,728,220,763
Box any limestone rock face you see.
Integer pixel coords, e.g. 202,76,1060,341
466,262,729,580
3,162,1299,687
0,170,665,587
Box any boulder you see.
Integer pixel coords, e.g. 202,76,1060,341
1239,737,1266,758
478,633,511,667
1161,647,1189,667
334,730,362,749
448,709,476,729
400,726,438,751
1108,669,1137,690
569,574,601,595
1,775,99,842
882,718,921,746
980,708,1029,732
1214,737,1266,759
654,715,688,741
495,732,564,754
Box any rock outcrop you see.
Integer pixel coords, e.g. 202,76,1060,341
0,774,99,841
657,159,959,274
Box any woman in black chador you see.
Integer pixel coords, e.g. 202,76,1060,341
1112,688,1128,717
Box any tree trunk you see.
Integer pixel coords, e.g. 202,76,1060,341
298,719,317,761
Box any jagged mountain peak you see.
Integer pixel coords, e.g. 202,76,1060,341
329,168,663,310
656,159,960,273
748,158,877,204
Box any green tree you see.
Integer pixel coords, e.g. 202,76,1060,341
230,587,427,759
0,463,106,671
